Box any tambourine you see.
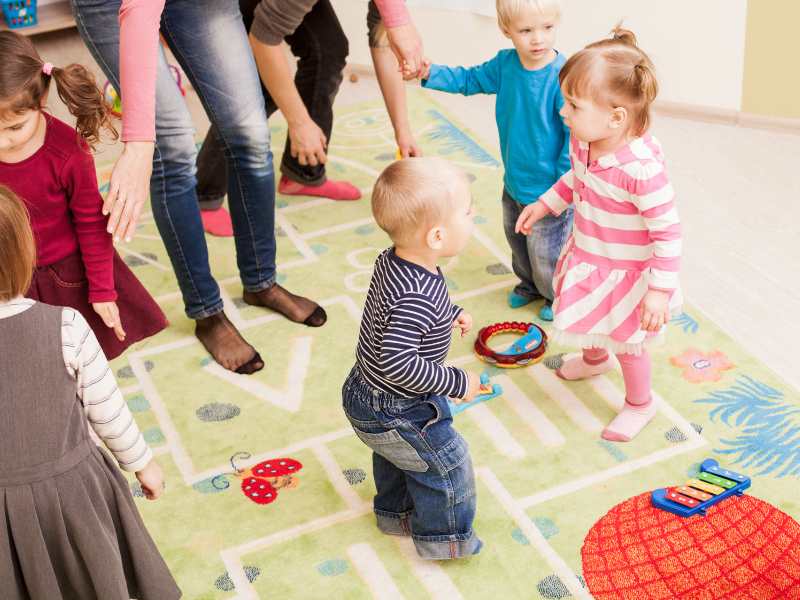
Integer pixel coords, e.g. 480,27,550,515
474,321,547,368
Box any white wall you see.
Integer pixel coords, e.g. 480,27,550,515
333,0,749,110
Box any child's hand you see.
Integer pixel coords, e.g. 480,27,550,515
453,311,473,337
136,459,165,500
640,289,670,332
92,301,126,341
396,130,422,158
515,202,549,235
418,59,431,81
454,372,481,404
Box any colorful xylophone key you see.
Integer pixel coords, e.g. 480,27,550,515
651,459,751,517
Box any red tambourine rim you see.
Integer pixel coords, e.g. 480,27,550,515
474,321,547,366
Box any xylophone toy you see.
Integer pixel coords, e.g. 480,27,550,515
651,458,751,517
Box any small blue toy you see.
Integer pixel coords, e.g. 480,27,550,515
504,325,544,355
651,458,751,517
449,373,503,416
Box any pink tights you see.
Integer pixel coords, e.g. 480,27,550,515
558,347,656,441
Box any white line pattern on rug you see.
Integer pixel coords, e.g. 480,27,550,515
478,467,592,599
347,543,406,600
495,375,566,447
526,364,604,433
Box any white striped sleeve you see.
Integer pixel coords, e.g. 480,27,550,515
62,308,153,472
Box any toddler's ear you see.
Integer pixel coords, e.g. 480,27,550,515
609,106,628,130
425,225,445,250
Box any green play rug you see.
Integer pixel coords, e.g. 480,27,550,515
99,89,800,599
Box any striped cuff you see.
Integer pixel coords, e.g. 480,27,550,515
649,269,679,291
540,185,570,216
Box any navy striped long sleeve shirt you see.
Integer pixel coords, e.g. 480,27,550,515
356,248,468,399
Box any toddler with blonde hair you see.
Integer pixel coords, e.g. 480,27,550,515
516,27,682,442
420,0,571,321
342,157,483,559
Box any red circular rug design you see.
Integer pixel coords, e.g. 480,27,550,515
582,492,800,599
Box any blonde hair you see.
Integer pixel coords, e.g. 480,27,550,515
496,0,561,31
559,25,658,136
0,186,35,302
372,157,468,245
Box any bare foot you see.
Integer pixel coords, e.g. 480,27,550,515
195,312,264,374
242,284,327,327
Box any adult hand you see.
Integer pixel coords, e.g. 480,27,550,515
289,119,328,167
136,459,165,500
92,301,126,341
386,23,425,80
103,141,154,243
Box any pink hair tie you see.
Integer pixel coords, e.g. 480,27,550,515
41,62,54,76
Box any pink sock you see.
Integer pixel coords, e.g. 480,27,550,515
278,175,361,201
200,206,234,237
602,351,656,442
556,347,612,381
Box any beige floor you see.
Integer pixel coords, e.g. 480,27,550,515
34,29,800,392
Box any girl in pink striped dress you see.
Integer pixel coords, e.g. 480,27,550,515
516,26,681,442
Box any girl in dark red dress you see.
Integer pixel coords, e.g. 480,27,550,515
0,31,166,359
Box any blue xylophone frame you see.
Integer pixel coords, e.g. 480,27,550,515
651,458,751,517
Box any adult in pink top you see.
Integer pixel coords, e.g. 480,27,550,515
71,0,426,376
73,0,338,375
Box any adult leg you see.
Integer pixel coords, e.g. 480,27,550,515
195,127,228,211
160,0,326,328
243,0,360,200
73,0,262,373
195,125,234,236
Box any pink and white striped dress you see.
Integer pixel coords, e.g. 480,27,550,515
540,135,682,355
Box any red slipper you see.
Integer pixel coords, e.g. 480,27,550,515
201,207,234,237
278,175,361,201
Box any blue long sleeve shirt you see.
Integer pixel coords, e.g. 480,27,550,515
422,49,570,205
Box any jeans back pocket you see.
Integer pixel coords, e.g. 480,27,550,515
354,428,429,473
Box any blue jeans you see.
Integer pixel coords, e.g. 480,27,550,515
342,367,482,560
71,0,277,319
502,188,573,302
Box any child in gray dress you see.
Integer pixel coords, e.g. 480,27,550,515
0,186,180,599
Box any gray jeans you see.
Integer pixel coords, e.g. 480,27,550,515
502,188,573,302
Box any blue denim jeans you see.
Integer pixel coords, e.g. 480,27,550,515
502,188,573,302
342,367,482,560
71,0,277,319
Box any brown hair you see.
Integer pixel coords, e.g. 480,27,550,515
559,25,658,136
0,31,117,149
0,186,35,302
372,157,468,245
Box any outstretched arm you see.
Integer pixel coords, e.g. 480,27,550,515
421,55,501,96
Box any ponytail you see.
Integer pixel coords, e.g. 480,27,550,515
49,64,118,149
611,24,637,47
